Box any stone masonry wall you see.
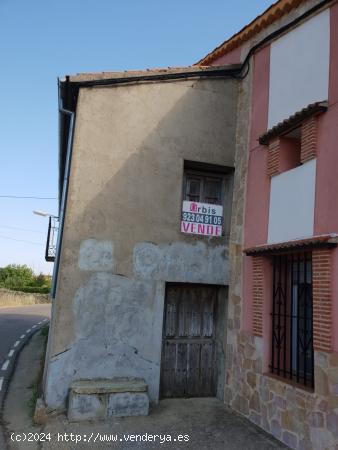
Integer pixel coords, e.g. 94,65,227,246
225,330,338,450
0,288,50,307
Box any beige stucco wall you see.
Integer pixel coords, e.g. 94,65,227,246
44,76,238,408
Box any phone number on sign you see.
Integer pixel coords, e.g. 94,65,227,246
181,212,223,225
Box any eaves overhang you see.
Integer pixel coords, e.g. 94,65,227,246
258,102,328,145
198,0,319,66
244,234,338,256
58,64,241,202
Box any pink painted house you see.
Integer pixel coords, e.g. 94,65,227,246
200,0,338,448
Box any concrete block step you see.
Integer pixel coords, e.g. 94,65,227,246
68,377,149,422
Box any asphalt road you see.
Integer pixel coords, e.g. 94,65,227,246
0,304,51,367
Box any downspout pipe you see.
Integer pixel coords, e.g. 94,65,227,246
43,79,75,399
51,79,75,298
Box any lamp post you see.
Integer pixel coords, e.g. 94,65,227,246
33,211,59,262
33,210,58,219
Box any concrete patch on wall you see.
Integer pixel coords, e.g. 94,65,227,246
78,239,114,271
44,345,77,409
45,272,164,409
133,242,161,279
133,241,229,285
45,239,229,410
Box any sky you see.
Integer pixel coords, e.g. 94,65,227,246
0,0,274,274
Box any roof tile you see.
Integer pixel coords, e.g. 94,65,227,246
198,0,308,66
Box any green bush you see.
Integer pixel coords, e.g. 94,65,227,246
0,264,34,289
0,265,51,293
11,286,50,294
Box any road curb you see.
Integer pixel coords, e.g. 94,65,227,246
0,320,49,410
0,321,49,450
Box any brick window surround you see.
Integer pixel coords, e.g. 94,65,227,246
251,249,333,352
252,256,264,337
267,139,280,177
301,116,318,163
266,116,318,177
312,248,332,352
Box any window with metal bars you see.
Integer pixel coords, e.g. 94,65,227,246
270,252,314,388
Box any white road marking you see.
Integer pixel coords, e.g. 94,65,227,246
32,325,37,329
20,335,25,339
26,329,31,333
43,319,48,322
0,377,4,391
1,360,9,371
38,321,42,325
8,350,14,357
13,341,20,347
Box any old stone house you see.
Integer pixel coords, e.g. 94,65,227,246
44,0,338,448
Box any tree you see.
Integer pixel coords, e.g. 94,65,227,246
34,272,47,287
0,264,34,289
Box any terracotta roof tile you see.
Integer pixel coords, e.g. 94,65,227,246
66,65,238,83
259,101,328,145
198,0,308,66
244,234,338,256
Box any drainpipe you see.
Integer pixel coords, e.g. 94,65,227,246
43,79,75,400
51,79,75,298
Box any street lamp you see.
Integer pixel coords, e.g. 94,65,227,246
33,211,59,261
33,210,58,219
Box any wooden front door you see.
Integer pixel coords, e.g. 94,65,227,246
161,284,217,398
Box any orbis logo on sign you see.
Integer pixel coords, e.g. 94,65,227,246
181,201,223,237
189,202,217,215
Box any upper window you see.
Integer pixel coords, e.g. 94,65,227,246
270,252,314,389
182,161,234,238
184,172,223,205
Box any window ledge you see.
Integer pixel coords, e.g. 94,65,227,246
263,372,315,394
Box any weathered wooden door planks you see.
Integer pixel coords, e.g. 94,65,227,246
161,284,217,398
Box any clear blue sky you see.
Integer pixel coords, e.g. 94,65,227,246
0,0,273,274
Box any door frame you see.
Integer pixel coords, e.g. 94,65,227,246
160,282,227,399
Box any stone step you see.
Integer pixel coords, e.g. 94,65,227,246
71,377,148,394
68,377,149,422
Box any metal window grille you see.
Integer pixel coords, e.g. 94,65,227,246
270,252,314,388
45,216,59,262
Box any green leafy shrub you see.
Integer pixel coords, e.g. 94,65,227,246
0,264,34,289
0,265,51,293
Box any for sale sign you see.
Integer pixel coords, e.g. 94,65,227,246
181,201,223,237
